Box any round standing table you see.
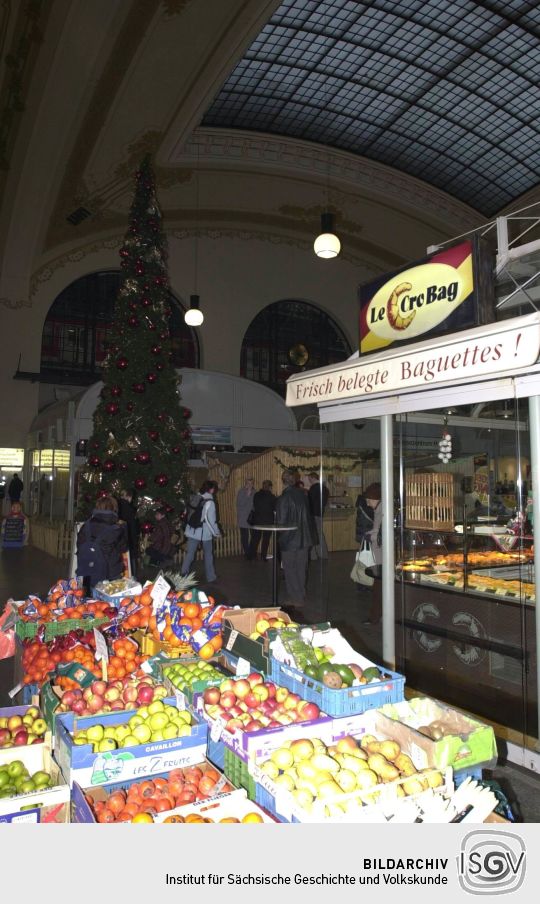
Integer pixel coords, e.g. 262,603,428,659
251,525,297,606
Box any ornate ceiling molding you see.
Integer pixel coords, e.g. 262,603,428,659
179,128,484,234
0,294,32,309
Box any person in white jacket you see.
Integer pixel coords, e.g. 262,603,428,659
181,480,221,583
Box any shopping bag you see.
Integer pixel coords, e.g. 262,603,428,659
350,551,374,586
358,538,376,569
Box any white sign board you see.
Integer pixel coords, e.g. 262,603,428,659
286,314,540,407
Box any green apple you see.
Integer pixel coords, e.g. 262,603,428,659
147,700,165,715
148,712,169,731
176,710,191,725
150,730,164,742
97,738,117,752
19,779,36,794
31,770,51,788
7,761,25,779
103,727,116,740
137,706,149,720
133,723,152,743
120,734,138,748
114,725,131,743
129,714,144,729
176,725,191,737
164,705,177,719
73,737,88,746
32,719,47,736
86,724,104,743
162,724,178,740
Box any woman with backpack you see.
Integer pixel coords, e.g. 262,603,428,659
76,495,128,595
181,480,221,583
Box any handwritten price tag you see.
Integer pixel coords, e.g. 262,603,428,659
174,688,187,710
226,629,238,651
93,628,109,663
210,717,225,742
151,574,170,611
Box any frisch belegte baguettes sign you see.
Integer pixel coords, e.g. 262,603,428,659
359,237,494,356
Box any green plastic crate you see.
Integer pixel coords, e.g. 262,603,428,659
16,615,109,642
224,747,257,801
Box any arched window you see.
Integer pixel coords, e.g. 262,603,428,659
240,300,351,397
40,271,199,384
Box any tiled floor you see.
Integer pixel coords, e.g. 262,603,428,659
1,544,539,821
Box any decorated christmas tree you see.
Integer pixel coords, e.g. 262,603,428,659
77,156,191,526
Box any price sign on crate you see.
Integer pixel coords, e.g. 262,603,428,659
151,574,170,611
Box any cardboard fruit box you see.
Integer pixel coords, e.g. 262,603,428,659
376,697,497,771
55,698,207,788
221,607,292,673
0,743,69,823
70,758,234,823
154,788,275,823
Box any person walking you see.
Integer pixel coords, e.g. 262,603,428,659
8,473,23,505
117,488,139,575
236,476,255,559
248,480,276,561
181,480,221,583
360,483,383,624
146,508,175,566
275,470,317,612
307,471,329,560
76,495,128,595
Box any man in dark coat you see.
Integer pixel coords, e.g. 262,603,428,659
76,495,128,594
248,480,276,561
275,470,317,610
146,509,174,566
8,473,23,504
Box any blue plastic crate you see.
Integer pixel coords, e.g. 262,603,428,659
270,657,405,717
254,782,297,823
207,735,225,770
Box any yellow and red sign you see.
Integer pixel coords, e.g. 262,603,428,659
359,240,492,355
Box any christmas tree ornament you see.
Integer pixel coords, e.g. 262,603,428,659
103,459,116,472
136,451,151,464
155,473,169,487
116,356,129,370
134,477,147,491
110,385,122,397
128,315,140,327
105,402,120,416
151,344,162,355
98,489,110,499
132,382,146,393
172,445,182,454
119,463,128,472
148,430,159,442
126,402,134,412
157,413,167,422
156,363,164,371
140,520,154,534
182,429,191,440
88,455,101,468
147,372,157,383
183,408,192,419
141,297,151,307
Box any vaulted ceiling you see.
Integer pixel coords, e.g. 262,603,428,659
0,0,539,308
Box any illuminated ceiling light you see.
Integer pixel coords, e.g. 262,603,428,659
314,212,341,259
185,294,203,326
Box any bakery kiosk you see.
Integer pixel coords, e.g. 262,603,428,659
286,236,540,755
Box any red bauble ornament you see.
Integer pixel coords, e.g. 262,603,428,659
116,357,128,370
146,372,157,383
154,473,169,487
172,445,182,454
148,430,159,442
97,489,109,499
136,451,151,465
182,408,191,419
105,402,119,416
181,429,191,440
157,413,167,422
135,260,145,275
140,520,153,535
129,301,138,311
128,315,140,327
111,385,122,397
126,402,134,412
103,459,116,472
119,463,128,472
141,297,151,307
150,345,162,355
156,362,164,371
134,477,146,491
132,382,145,393
88,455,101,468
159,332,168,340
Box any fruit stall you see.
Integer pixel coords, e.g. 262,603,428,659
0,575,508,824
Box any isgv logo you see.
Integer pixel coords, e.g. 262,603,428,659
457,830,526,895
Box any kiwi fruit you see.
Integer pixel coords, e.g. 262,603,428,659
322,671,343,689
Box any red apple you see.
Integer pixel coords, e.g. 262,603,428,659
13,729,29,746
283,693,301,711
229,705,243,718
203,687,221,706
265,682,277,699
7,715,23,732
245,719,263,732
0,728,11,745
267,720,281,729
91,680,107,696
86,694,105,714
247,672,264,689
219,678,235,693
275,687,289,703
252,684,269,702
220,691,237,710
104,687,121,703
226,718,244,733
244,692,259,710
122,686,138,705
297,701,320,721
61,690,78,707
232,679,251,699
136,684,155,705
110,700,125,711
71,698,86,715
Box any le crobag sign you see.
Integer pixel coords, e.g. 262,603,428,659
285,314,540,407
359,238,494,355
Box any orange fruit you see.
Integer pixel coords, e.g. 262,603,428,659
198,642,215,661
183,603,201,619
